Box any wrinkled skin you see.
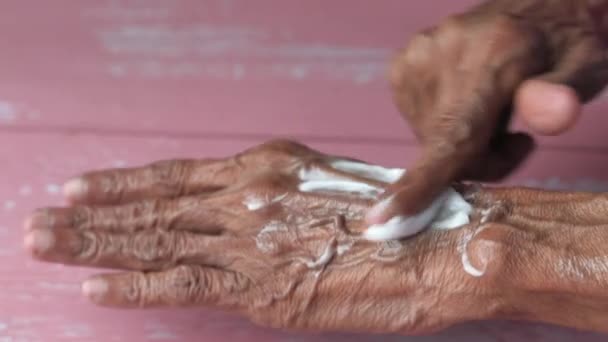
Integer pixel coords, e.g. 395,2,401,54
370,0,608,231
24,141,608,334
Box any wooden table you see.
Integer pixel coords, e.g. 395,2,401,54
1,1,608,341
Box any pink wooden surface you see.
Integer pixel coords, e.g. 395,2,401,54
2,0,607,150
2,1,608,341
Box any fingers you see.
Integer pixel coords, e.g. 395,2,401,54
64,159,230,205
515,38,608,135
363,147,473,241
25,197,227,234
24,227,228,271
82,266,247,309
515,80,582,135
464,132,535,182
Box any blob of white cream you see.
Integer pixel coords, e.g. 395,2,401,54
297,160,472,241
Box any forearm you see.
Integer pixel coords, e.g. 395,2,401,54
487,192,608,332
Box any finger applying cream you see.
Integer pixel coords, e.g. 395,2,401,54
364,188,473,241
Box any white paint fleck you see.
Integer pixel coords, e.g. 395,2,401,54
108,64,127,77
26,110,41,121
37,281,80,292
46,184,61,195
16,293,34,301
0,322,7,331
521,178,608,193
82,3,171,20
97,25,389,83
0,101,16,123
3,200,15,211
144,322,178,340
19,185,32,197
112,160,128,168
148,331,178,340
232,63,245,80
290,65,308,80
61,323,91,338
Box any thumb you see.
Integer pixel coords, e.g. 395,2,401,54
516,39,608,135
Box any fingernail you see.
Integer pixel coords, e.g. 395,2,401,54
24,229,55,254
63,178,88,201
82,278,108,301
365,196,394,224
23,209,51,231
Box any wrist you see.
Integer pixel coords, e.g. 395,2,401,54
477,193,608,331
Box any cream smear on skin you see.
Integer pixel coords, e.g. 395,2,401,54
296,160,472,241
247,159,475,275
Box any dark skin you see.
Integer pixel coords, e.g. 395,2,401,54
366,0,608,235
23,140,608,334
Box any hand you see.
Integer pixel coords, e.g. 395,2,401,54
24,140,504,335
367,0,608,238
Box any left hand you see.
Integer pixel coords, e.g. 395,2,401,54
24,140,500,335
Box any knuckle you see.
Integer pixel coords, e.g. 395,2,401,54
78,231,106,261
70,206,93,230
148,160,195,195
166,265,203,305
125,272,149,307
248,173,292,194
94,171,122,198
129,199,168,230
243,140,315,165
401,33,434,65
258,139,306,152
490,14,519,33
488,15,543,52
391,28,439,88
440,16,465,34
129,231,177,265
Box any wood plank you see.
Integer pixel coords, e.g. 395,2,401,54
2,0,607,150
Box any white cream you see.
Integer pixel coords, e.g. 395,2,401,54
298,167,382,199
364,191,449,241
363,188,472,241
243,196,266,211
459,225,488,277
243,193,288,211
297,162,472,241
304,243,335,269
298,180,382,199
461,251,485,277
255,221,287,253
330,160,405,183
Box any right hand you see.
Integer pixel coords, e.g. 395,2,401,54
366,0,608,238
